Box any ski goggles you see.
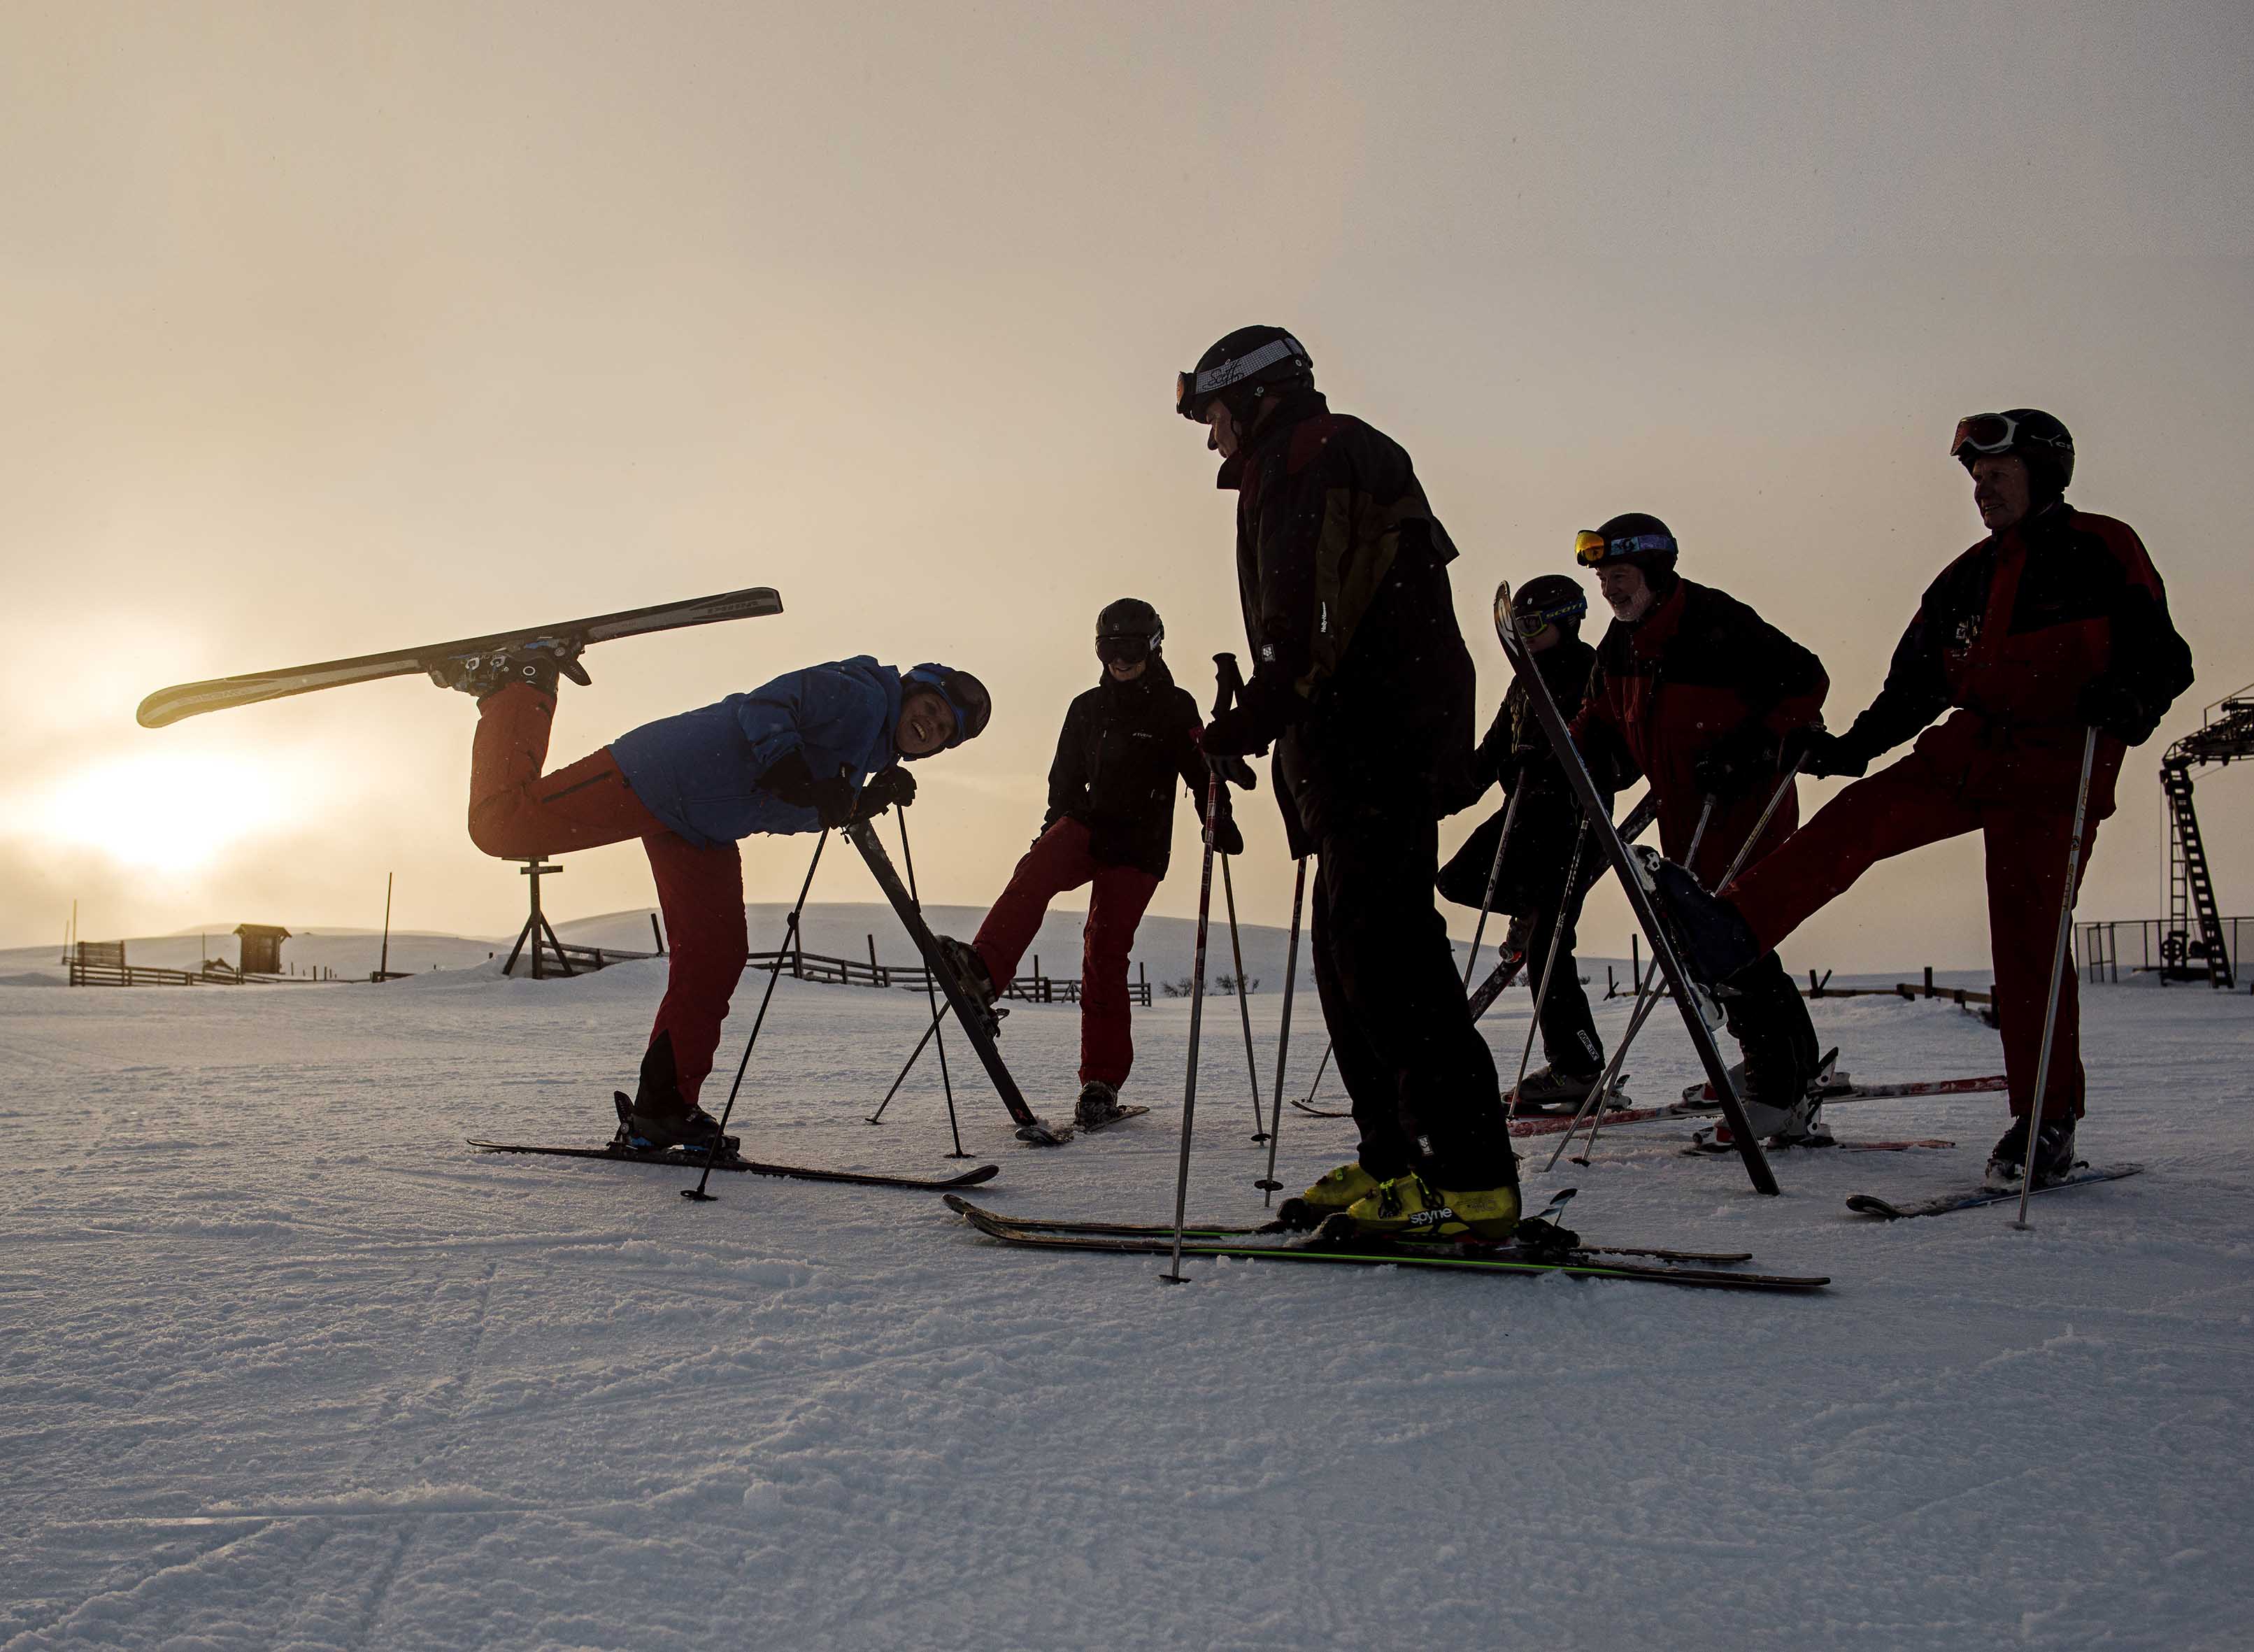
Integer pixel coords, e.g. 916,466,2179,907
1948,413,2025,460
1096,633,1153,667
1574,528,1678,568
1175,335,1306,420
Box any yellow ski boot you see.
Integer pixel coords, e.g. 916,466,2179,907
1274,1160,1381,1230
1342,1173,1522,1243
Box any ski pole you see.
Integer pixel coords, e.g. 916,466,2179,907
1508,817,1590,1114
1256,855,1308,1202
1462,784,1527,986
2014,727,2099,1230
897,808,969,1158
1301,1041,1334,1109
866,1003,946,1125
1163,654,1238,1283
685,829,829,1202
1219,853,1267,1142
1541,797,1714,1170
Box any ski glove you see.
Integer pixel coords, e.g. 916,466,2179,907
1203,810,1245,856
1206,753,1259,790
1778,725,1871,780
1199,675,1299,759
759,750,859,829
2076,677,2161,746
854,766,917,820
1691,723,1781,799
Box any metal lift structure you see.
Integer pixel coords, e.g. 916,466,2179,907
2162,681,2254,988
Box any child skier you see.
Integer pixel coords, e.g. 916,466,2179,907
444,641,990,1151
941,599,1238,1129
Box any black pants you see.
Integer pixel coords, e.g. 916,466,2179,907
1525,850,1604,1078
1314,810,1515,1188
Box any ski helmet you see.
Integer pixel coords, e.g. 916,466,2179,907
901,663,992,751
1950,408,2074,500
1576,513,1680,578
1512,574,1588,640
1176,326,1313,424
1095,597,1163,667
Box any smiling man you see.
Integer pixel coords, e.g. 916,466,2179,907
1692,409,2195,1191
442,648,990,1151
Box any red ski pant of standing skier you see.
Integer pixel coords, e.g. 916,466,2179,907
1723,738,2112,1123
971,818,1160,1090
466,683,749,1104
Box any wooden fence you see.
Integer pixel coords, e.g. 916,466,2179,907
745,939,1153,1007
66,941,333,988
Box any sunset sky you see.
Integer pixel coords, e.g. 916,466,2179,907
3,1,2251,970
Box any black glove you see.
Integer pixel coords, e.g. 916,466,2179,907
854,766,917,820
1692,724,1781,799
1205,811,1245,855
2076,677,2159,745
1206,753,1259,790
1778,725,1871,780
1200,675,1297,759
759,750,858,828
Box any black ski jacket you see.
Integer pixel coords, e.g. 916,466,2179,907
1217,390,1479,845
1471,633,1600,806
1042,653,1214,877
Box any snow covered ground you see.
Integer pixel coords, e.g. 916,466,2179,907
4,941,2251,1650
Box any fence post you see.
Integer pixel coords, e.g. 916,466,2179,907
868,932,880,987
1923,965,1933,999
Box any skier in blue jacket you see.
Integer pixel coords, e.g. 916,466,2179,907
445,645,990,1149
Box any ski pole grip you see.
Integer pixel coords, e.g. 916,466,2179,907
1212,652,1243,719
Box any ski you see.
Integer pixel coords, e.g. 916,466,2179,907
138,585,784,728
1465,792,1658,1020
843,819,1069,1145
941,1196,1753,1263
1845,1162,2142,1220
947,1199,1825,1291
1686,1136,1956,1156
468,1138,999,1191
1682,1071,2008,1105
1493,582,1778,1195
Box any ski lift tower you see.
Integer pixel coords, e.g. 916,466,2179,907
2160,681,2254,988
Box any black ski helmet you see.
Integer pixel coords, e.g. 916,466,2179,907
1578,513,1679,578
1176,326,1312,424
1512,574,1589,639
1950,408,2075,501
1095,597,1163,648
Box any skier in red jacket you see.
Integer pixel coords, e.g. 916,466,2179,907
1677,411,2193,1189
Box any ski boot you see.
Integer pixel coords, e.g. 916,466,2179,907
1636,848,1762,987
1985,1116,2078,1192
1074,1080,1127,1130
1274,1160,1381,1230
1511,1063,1607,1115
932,936,999,1013
613,1090,737,1154
431,634,590,700
1336,1172,1522,1244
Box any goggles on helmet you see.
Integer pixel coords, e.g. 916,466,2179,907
1949,413,2025,460
1575,528,1679,569
1096,633,1153,667
1175,335,1308,420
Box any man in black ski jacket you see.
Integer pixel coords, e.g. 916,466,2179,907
952,599,1237,1128
1178,325,1518,1241
1439,574,1611,1109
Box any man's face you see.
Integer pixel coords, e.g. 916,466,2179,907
1106,656,1148,682
1203,400,1242,457
1969,453,2033,532
1597,564,1655,624
895,689,957,757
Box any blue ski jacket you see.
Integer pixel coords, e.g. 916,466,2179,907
609,657,906,848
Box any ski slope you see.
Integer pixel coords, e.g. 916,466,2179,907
3,952,2250,1650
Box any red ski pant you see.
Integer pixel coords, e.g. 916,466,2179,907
468,685,749,1104
1722,750,2097,1121
971,818,1160,1090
